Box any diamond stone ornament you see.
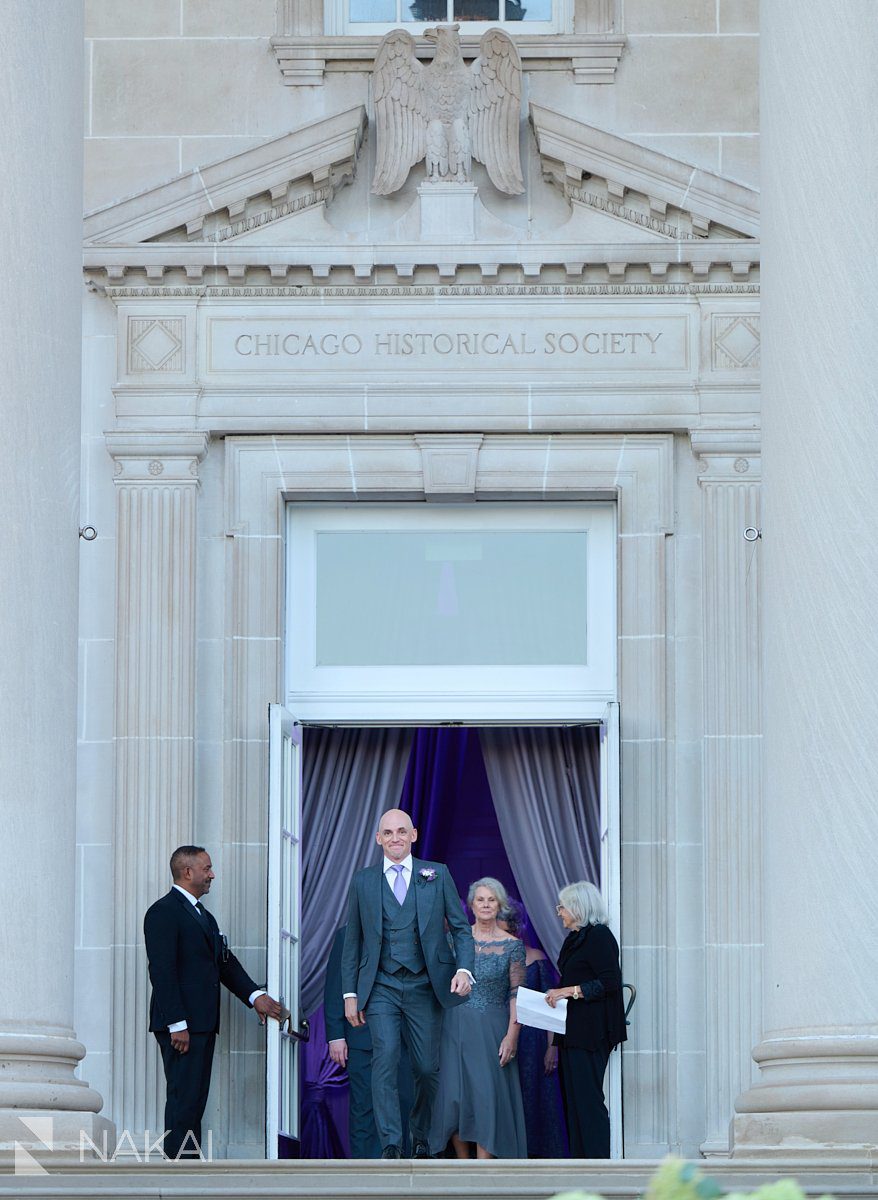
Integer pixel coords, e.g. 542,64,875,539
131,320,183,371
715,317,760,367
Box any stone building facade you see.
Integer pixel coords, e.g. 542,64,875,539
3,0,877,1174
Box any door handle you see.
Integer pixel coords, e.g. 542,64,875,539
622,982,636,1024
277,1008,311,1043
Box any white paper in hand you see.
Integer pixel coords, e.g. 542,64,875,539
515,985,567,1035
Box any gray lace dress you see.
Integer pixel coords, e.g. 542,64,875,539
430,936,528,1157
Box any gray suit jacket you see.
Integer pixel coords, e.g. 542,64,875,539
341,857,474,1010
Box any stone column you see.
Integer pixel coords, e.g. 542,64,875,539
0,2,109,1154
733,3,878,1160
105,433,208,1140
691,433,762,1156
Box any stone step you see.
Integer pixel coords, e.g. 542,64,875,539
1,1160,878,1200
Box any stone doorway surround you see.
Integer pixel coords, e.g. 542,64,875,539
231,434,674,1152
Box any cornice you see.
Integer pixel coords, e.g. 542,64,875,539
271,33,625,86
83,239,760,292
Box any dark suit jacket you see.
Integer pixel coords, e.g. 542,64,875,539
341,857,474,1010
143,888,261,1034
325,925,372,1051
556,923,627,1052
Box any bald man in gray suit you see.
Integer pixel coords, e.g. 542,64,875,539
341,809,474,1159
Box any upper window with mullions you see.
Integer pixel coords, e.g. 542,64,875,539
347,0,558,33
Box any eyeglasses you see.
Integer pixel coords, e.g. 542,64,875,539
555,904,566,915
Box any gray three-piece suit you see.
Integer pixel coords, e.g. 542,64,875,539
341,857,474,1151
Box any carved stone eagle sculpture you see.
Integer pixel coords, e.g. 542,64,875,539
371,24,524,197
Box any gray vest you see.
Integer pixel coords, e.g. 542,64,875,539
379,872,425,975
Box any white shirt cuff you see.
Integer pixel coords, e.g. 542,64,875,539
168,1020,188,1033
249,989,266,1006
343,992,357,999
457,969,475,984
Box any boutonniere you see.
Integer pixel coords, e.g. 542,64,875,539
418,868,437,884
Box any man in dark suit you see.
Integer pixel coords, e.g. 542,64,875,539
144,845,284,1159
326,924,381,1158
325,924,414,1158
341,809,474,1159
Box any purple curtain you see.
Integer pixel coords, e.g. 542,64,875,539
299,725,414,1160
298,725,599,1157
400,728,521,904
399,727,468,863
299,1005,348,1158
300,725,415,1018
479,726,602,964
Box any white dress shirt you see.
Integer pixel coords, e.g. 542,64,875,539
383,853,413,892
167,885,264,1032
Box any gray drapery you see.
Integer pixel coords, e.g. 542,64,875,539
300,725,415,1018
479,726,602,964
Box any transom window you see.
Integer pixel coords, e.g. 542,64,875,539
285,502,616,723
341,0,563,33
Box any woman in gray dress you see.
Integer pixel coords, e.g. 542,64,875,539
431,878,528,1159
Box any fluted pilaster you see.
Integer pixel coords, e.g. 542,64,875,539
691,432,762,1156
106,433,208,1138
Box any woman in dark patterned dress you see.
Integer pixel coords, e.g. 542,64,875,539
500,902,568,1158
431,878,528,1158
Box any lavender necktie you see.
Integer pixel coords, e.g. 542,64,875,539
391,864,407,905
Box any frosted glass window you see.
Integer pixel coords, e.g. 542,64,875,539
315,530,588,666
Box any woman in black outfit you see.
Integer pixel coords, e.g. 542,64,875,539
545,881,626,1158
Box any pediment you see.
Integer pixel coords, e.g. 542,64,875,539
83,103,759,290
83,107,367,247
530,103,759,242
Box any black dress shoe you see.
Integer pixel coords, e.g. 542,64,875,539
381,1145,402,1159
412,1140,431,1159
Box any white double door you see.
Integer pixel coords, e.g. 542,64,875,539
265,703,622,1159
